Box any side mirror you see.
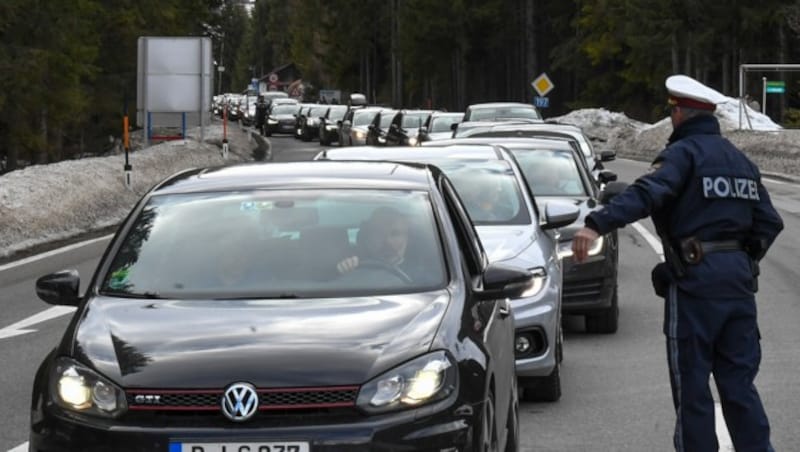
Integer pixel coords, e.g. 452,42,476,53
600,150,616,162
600,181,628,204
597,170,618,185
337,120,343,127
450,123,458,131
477,263,538,301
36,270,81,306
541,201,580,230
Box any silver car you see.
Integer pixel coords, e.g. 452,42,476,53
342,107,382,146
315,144,580,402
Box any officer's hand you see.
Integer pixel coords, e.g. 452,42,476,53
336,256,359,274
572,227,600,263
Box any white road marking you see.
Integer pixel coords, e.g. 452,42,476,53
0,306,76,339
762,177,786,185
0,234,113,273
8,442,28,452
631,221,734,452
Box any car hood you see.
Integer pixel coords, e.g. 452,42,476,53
540,196,595,241
475,225,540,263
273,114,296,120
73,293,449,389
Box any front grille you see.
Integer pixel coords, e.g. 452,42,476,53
127,386,359,412
563,278,604,304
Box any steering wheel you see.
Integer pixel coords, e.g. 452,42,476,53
357,259,413,284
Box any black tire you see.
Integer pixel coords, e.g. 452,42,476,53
585,287,619,334
481,391,499,452
522,364,561,403
504,391,519,452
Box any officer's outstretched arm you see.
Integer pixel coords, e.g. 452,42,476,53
587,146,692,235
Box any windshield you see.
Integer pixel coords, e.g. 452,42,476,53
272,105,300,115
327,106,348,120
511,149,588,196
430,115,463,132
101,190,447,299
402,113,427,128
433,160,531,225
380,111,397,128
353,110,379,126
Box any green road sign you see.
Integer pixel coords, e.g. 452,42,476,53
766,80,785,94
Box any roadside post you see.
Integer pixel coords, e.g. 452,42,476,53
123,96,133,190
222,104,229,159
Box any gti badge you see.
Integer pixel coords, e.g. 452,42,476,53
221,382,259,421
134,394,162,404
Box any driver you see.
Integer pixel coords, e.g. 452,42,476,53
336,207,411,280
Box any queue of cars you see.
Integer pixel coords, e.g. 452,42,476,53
28,98,626,450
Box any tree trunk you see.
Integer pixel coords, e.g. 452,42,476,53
525,0,537,90
671,31,679,74
38,108,48,164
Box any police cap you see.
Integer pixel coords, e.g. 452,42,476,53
666,74,727,112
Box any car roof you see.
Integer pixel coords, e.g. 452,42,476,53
319,144,508,163
152,161,437,195
467,102,537,109
424,136,576,151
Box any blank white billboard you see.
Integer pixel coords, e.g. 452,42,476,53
137,37,213,126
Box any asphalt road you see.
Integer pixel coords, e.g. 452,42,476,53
1,135,798,451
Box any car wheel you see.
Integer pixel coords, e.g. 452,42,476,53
585,287,619,334
504,392,519,452
481,391,499,452
522,363,561,403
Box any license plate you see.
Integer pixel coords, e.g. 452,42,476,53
169,442,309,452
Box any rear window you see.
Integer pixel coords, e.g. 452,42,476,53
511,149,588,196
101,190,447,299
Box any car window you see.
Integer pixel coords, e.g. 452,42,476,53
402,113,427,128
101,190,447,299
430,116,463,132
272,105,300,115
353,110,378,126
511,149,588,196
380,112,396,128
327,106,348,120
428,160,531,226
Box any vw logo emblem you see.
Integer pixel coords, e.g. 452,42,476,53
221,382,259,422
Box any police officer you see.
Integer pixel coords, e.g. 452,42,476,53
572,74,783,451
254,94,268,136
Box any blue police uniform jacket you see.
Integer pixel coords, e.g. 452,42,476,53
586,114,783,299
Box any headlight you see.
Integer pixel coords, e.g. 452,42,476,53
558,236,604,259
354,130,366,139
268,118,278,124
407,136,418,146
377,136,386,144
519,267,547,298
50,357,127,418
357,351,457,414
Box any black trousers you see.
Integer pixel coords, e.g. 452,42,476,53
664,284,773,452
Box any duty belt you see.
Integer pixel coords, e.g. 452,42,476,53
679,237,745,265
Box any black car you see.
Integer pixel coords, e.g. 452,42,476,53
384,110,436,146
428,137,625,333
297,105,328,141
30,161,531,451
456,122,617,183
365,108,398,145
318,105,348,146
264,102,301,136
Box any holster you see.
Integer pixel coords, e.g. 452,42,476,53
651,262,672,298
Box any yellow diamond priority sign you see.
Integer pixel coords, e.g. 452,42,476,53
532,73,554,97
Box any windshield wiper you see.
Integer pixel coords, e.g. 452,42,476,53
102,290,164,299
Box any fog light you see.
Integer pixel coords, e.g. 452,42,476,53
515,335,532,354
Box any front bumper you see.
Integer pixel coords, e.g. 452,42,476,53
509,291,559,379
31,397,483,452
561,252,616,314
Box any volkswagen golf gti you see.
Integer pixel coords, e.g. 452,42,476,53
29,161,534,452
